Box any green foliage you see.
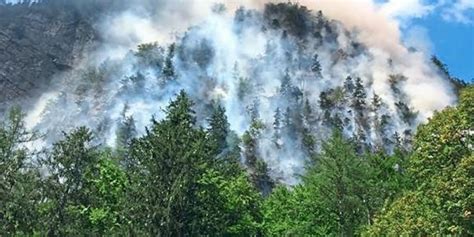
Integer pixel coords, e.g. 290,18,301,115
263,130,408,236
305,130,367,236
1,86,470,236
264,2,312,38
368,86,474,236
207,103,229,154
431,55,467,96
115,104,136,161
0,107,41,235
352,77,367,112
196,168,263,235
128,90,215,235
243,119,274,195
39,127,99,235
263,185,336,235
136,42,158,57
85,153,128,234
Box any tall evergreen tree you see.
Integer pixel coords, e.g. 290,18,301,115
304,130,366,235
344,76,354,94
280,70,293,98
352,77,367,112
370,93,382,112
207,103,230,154
115,104,137,164
243,120,274,196
129,90,214,235
162,43,176,79
311,53,322,78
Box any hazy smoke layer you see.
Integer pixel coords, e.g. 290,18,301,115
23,0,456,184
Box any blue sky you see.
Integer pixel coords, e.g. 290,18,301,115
411,14,474,81
375,0,474,82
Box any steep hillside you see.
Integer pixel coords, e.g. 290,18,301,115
0,1,97,110
22,2,457,184
0,1,471,236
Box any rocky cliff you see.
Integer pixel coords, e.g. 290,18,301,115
0,1,97,111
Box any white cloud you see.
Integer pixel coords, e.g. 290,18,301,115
376,0,474,25
380,0,435,22
441,0,474,24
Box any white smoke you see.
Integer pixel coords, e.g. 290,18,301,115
24,0,457,184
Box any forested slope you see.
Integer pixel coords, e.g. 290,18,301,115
0,1,471,236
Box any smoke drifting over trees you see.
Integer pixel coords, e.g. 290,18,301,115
17,0,457,184
0,1,473,235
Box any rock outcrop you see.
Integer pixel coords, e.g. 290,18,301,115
0,1,97,110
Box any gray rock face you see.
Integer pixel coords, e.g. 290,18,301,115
0,2,97,110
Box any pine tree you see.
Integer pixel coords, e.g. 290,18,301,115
402,129,412,150
129,90,215,235
319,90,333,110
352,77,366,112
162,43,175,79
207,103,230,154
395,101,418,125
392,131,402,149
301,99,316,155
303,130,367,236
165,90,196,127
370,94,383,148
311,53,322,78
280,70,292,97
302,128,316,156
370,93,382,112
283,107,292,129
344,76,354,94
242,120,274,195
115,104,136,162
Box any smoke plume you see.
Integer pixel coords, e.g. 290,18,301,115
22,0,456,184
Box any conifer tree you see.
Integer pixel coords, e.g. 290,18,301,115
311,53,322,78
129,90,214,235
115,104,136,162
352,77,366,112
162,43,175,79
207,103,230,154
370,93,382,112
344,76,354,94
304,130,367,236
243,120,274,195
280,70,293,98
